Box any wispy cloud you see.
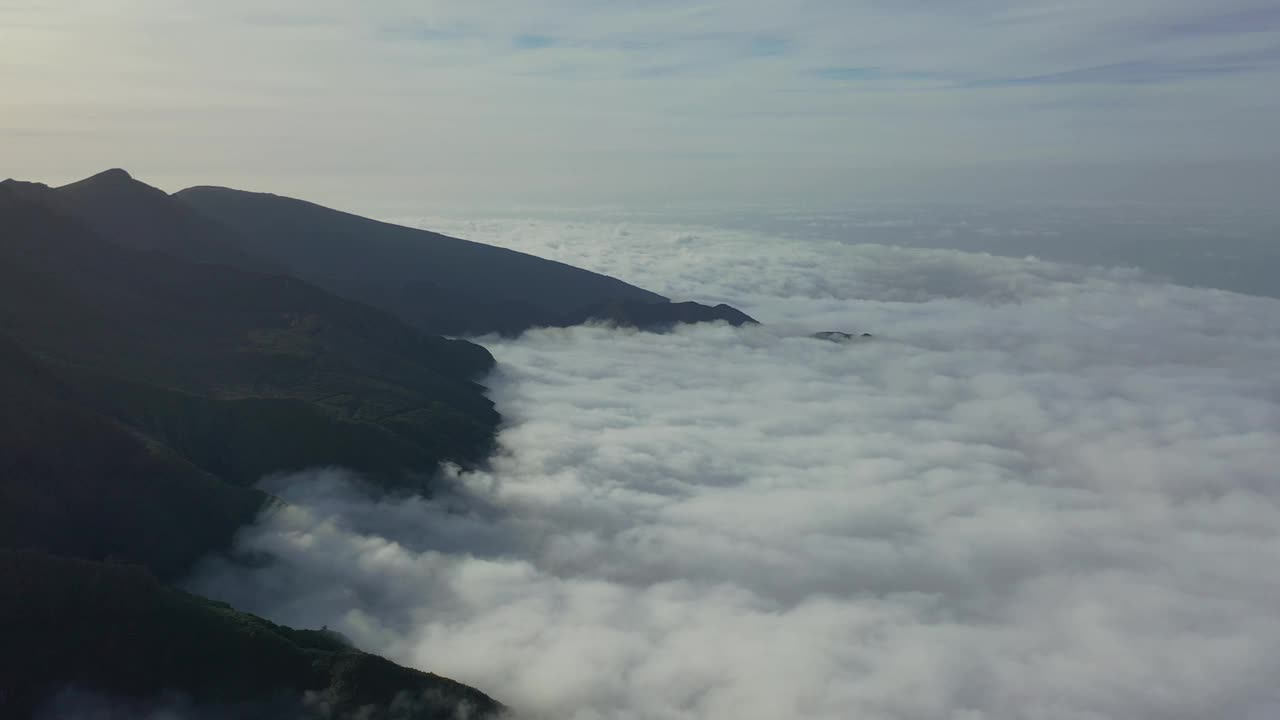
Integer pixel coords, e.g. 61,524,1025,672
814,66,884,81
814,66,948,86
746,33,791,57
1158,6,1280,38
513,34,559,50
971,56,1274,87
2,0,1278,206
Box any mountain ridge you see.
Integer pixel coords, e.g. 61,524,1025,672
3,170,279,272
174,183,673,335
1,179,508,716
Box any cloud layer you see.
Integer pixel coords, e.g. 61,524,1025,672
406,205,1280,302
190,219,1280,719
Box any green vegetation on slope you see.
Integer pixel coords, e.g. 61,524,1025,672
0,551,503,719
0,177,509,717
0,180,499,488
0,335,267,580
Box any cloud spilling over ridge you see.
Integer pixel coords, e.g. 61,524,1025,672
399,215,1160,320
192,224,1280,720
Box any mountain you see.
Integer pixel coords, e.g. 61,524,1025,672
0,180,499,489
0,335,268,579
1,180,506,716
811,331,874,342
11,170,756,338
0,551,503,720
175,185,669,335
560,299,759,331
10,169,277,272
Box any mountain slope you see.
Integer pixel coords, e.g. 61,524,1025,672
1,181,507,717
0,551,503,720
0,181,500,487
175,185,669,335
8,169,277,272
0,335,268,580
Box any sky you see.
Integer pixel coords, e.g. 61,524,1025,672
3,0,1280,212
189,216,1280,720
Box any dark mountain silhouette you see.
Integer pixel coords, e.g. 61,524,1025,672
1,551,503,720
8,169,277,272
560,300,759,331
10,170,757,338
811,331,874,342
175,184,670,335
1,179,504,715
0,335,268,580
0,180,499,489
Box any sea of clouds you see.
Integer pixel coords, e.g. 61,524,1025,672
191,216,1280,720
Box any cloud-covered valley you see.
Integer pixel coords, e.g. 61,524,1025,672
191,219,1280,720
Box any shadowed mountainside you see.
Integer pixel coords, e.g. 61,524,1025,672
0,335,268,580
1,178,506,717
176,184,670,335
0,179,499,489
0,551,503,720
17,169,753,338
0,322,503,719
20,169,278,272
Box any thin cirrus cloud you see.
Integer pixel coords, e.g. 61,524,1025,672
513,34,559,50
1157,5,1280,37
1,0,1278,207
969,46,1280,87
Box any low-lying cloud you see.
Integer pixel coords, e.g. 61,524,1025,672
192,221,1280,719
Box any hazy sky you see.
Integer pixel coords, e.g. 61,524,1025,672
3,1,1279,211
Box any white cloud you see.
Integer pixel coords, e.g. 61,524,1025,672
396,214,1159,320
191,219,1280,720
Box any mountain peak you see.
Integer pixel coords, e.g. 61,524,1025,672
58,165,172,202
58,168,154,195
92,168,133,182
0,178,56,206
0,178,49,190
45,169,282,273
